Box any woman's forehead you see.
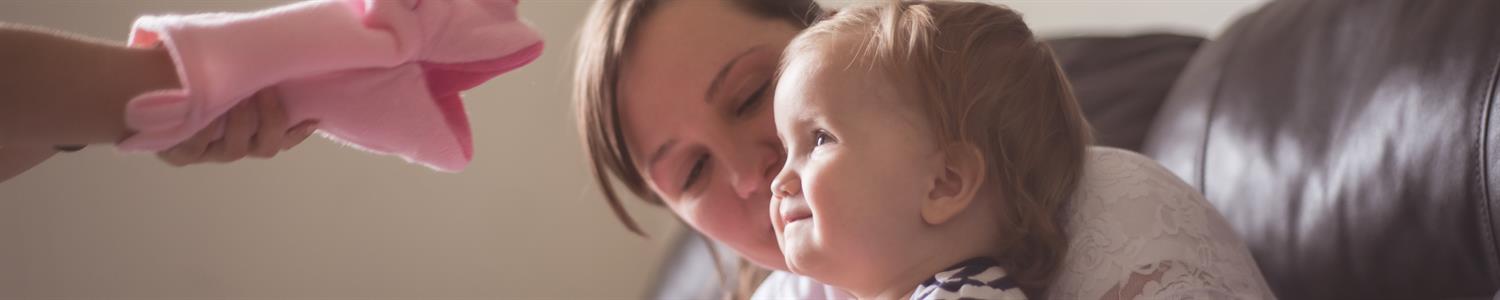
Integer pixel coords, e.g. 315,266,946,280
615,1,796,137
611,0,803,173
618,3,763,100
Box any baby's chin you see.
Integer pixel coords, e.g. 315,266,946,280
781,240,835,280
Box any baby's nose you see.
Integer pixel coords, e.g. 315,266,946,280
770,167,800,199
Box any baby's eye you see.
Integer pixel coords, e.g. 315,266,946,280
813,130,836,147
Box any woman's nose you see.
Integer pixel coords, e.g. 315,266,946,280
728,145,783,200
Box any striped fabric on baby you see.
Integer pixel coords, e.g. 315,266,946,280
910,257,1028,300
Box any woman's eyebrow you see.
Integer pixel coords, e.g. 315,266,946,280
648,139,678,170
704,45,765,103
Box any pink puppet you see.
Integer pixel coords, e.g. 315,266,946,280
117,0,543,172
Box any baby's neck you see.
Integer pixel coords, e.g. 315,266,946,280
854,249,994,299
854,232,1001,298
851,199,1006,299
857,256,948,299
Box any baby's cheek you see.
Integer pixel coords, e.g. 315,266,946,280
784,240,825,274
802,169,860,247
801,173,844,224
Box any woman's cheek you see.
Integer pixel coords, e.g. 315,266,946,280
671,192,732,238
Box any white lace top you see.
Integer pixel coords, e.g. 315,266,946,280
753,147,1275,300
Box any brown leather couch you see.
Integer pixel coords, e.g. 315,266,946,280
1142,0,1500,298
649,0,1500,298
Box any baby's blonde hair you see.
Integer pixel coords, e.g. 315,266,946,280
784,1,1093,295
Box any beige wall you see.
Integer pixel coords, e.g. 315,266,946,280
0,0,1265,299
0,1,682,299
830,0,1268,37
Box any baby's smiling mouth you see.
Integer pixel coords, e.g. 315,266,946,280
779,202,813,228
785,211,812,224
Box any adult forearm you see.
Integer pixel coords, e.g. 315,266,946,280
0,23,179,147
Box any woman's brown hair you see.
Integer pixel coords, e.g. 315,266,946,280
572,0,821,298
783,1,1093,295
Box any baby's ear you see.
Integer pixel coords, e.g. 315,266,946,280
922,142,986,225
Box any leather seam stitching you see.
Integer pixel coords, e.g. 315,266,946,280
1479,51,1500,286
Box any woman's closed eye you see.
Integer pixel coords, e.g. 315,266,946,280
678,80,767,193
682,154,710,192
734,81,771,117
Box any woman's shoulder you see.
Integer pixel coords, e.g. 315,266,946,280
1066,146,1244,251
1071,146,1201,210
1049,146,1273,299
1082,146,1184,183
752,271,856,300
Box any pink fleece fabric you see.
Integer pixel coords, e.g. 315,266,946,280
117,0,543,172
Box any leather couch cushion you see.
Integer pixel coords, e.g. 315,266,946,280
1049,34,1204,151
1141,0,1500,298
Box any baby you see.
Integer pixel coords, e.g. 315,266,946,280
768,1,1093,299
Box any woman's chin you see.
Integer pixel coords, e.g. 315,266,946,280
748,258,788,272
738,244,790,271
711,224,792,271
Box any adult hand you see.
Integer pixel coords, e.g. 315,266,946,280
156,89,318,166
